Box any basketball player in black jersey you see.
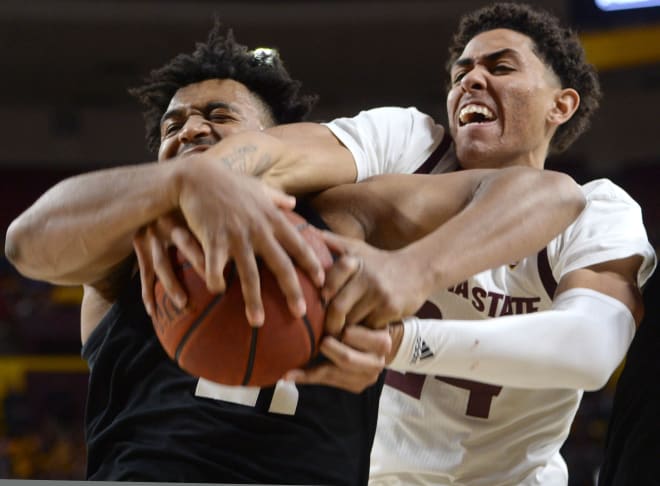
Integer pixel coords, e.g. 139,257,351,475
599,259,660,486
5,21,586,483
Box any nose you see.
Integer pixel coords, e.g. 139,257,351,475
460,66,487,92
178,115,212,144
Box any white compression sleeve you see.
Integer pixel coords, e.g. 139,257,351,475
389,288,635,390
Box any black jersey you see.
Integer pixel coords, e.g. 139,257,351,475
82,206,384,485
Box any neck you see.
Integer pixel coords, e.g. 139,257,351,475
456,142,549,171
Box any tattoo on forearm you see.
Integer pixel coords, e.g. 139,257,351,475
219,145,257,174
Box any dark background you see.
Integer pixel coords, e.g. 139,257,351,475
0,0,657,482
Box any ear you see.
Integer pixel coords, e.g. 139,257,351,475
547,88,580,126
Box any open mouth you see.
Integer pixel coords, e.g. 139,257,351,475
458,104,496,127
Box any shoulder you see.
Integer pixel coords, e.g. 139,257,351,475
576,178,646,225
547,179,656,287
581,178,638,205
324,106,443,134
323,106,448,179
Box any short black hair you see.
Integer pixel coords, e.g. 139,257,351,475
447,2,601,153
129,21,318,154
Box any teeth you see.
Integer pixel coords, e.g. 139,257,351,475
459,104,495,125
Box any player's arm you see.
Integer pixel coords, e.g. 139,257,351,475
387,255,644,390
5,120,364,327
4,153,323,325
5,160,183,286
294,255,647,393
259,123,358,193
201,106,445,195
311,166,586,331
4,122,356,282
286,167,585,390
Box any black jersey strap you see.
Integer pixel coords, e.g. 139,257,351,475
537,247,557,300
414,132,452,175
293,199,330,231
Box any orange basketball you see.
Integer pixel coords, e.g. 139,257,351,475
151,211,333,387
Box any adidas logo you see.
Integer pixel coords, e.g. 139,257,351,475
411,337,434,363
419,341,434,360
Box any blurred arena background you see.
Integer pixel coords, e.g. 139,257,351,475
0,0,658,482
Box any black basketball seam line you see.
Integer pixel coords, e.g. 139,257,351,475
174,292,224,362
225,258,258,385
242,327,259,386
174,244,315,382
173,261,236,364
301,313,316,362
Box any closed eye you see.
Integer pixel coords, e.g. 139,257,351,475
207,108,236,123
162,122,182,137
452,71,467,85
209,114,234,123
492,64,514,74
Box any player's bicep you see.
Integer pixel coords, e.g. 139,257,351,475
555,255,645,325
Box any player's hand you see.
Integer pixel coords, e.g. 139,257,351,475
320,231,431,335
284,325,391,393
176,159,325,326
133,211,204,317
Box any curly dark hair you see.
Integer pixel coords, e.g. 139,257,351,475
129,21,318,154
447,2,602,153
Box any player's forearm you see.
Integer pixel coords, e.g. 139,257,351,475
312,172,477,249
389,288,634,390
5,161,183,285
260,123,357,194
379,167,585,291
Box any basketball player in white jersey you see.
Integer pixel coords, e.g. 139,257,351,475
279,4,655,485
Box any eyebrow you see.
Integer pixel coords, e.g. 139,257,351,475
453,48,521,69
160,101,237,126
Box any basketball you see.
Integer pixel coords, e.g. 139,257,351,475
150,211,333,387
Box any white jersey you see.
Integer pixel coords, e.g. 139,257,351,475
325,107,657,485
324,106,457,180
371,180,655,485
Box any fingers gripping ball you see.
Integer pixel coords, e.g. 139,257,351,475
151,211,333,387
